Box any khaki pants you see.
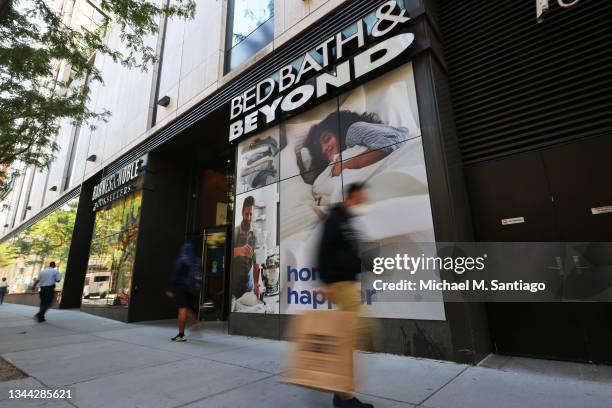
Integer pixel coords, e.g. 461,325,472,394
325,281,374,399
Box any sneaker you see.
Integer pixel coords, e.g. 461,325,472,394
333,395,374,408
171,333,186,342
37,317,46,323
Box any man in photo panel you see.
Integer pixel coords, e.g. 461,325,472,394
231,184,280,314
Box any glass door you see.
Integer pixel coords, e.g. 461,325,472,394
198,226,231,321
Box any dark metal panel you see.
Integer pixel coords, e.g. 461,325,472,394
440,0,612,165
127,150,193,322
229,312,280,340
465,152,558,242
413,50,491,364
60,179,97,309
80,305,129,322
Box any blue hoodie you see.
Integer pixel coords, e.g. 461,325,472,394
170,244,199,292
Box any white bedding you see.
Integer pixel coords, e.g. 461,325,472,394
312,137,429,201
283,137,434,246
280,63,433,268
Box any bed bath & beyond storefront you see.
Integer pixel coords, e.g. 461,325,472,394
11,0,612,366
50,1,478,362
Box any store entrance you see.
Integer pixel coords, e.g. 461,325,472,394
465,134,612,364
198,226,231,321
147,107,235,323
188,166,234,322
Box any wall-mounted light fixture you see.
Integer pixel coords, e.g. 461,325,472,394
157,96,171,107
26,206,31,210
49,186,57,191
3,224,8,228
87,154,97,162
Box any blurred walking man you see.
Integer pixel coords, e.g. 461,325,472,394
0,277,8,304
317,182,374,408
33,262,61,322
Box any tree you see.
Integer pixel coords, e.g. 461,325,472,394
11,198,78,268
0,198,78,289
0,0,195,194
0,241,19,268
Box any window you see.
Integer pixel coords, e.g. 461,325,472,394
0,198,78,294
64,68,94,191
83,191,142,307
226,0,274,72
63,124,82,191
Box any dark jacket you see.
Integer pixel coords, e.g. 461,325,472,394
170,244,198,293
170,258,190,293
317,204,362,284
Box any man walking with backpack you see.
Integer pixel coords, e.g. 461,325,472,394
166,243,202,342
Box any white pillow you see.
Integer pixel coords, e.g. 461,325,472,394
280,121,317,178
280,145,300,180
312,166,342,207
284,121,316,150
299,147,312,171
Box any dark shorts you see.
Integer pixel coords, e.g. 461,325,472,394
175,291,197,308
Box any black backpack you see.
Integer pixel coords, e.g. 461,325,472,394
185,260,203,294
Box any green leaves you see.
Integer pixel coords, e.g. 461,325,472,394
2,198,78,269
0,0,196,196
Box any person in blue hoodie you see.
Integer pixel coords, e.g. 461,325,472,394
167,243,201,342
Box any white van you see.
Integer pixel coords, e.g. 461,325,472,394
83,272,110,299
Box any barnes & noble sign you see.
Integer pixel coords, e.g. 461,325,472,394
92,155,147,211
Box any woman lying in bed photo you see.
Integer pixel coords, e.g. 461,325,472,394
304,110,409,177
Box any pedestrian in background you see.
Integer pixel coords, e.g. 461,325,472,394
0,277,8,304
33,262,61,322
166,243,202,342
317,182,375,408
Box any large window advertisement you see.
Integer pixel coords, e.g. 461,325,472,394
82,191,142,307
231,63,445,320
0,198,78,299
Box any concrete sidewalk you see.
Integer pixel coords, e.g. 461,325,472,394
0,304,611,408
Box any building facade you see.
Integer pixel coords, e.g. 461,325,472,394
1,0,611,365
